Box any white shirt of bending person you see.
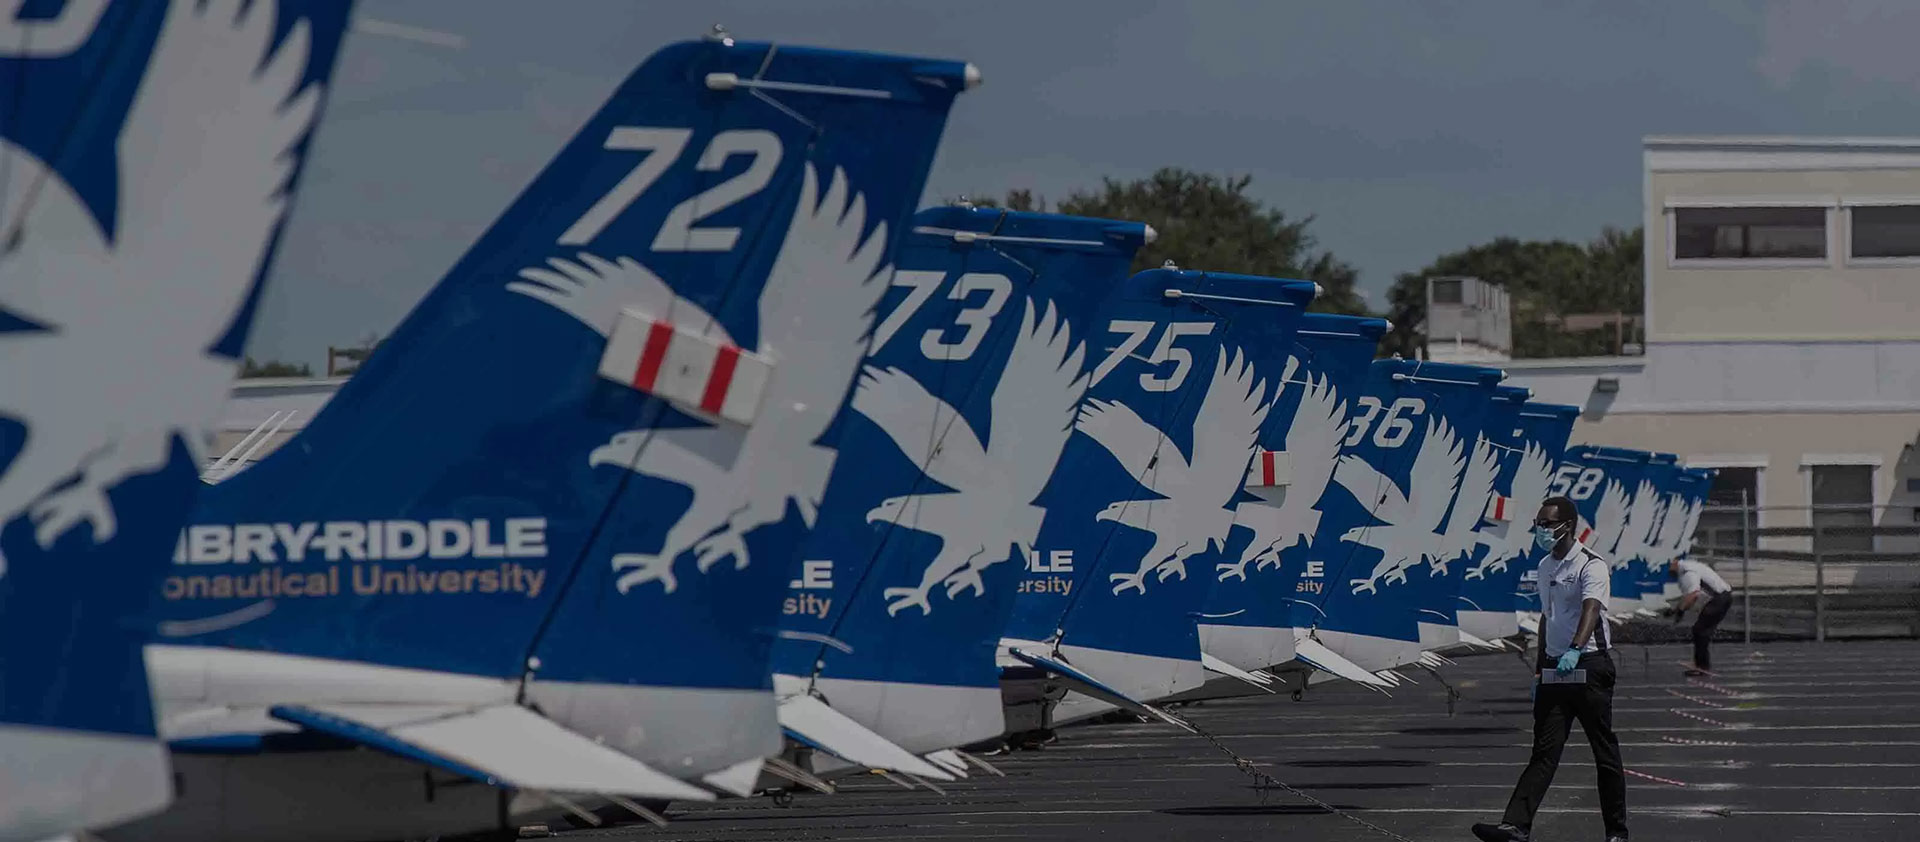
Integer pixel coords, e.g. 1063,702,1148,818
1674,558,1731,597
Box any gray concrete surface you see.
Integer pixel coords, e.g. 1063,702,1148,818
567,640,1920,841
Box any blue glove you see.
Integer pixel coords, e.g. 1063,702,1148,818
1555,649,1581,675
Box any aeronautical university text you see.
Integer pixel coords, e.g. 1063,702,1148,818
1017,549,1074,596
164,518,550,601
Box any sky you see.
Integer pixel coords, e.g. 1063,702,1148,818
253,0,1920,369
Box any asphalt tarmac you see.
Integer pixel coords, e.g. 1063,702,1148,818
567,638,1920,841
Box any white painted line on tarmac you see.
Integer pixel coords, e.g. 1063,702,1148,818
1774,762,1920,768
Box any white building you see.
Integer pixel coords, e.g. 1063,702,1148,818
212,137,1920,554
1422,276,1512,363
1502,136,1920,553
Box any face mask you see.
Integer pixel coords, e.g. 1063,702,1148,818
1533,526,1558,552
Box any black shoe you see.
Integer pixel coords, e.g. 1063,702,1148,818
1684,668,1707,676
1606,835,1630,842
1470,822,1528,842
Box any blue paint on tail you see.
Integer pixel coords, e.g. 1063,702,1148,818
165,39,972,706
1,0,350,741
772,207,1149,691
1297,360,1503,661
1195,314,1386,646
1004,270,1317,674
1412,384,1528,639
1456,401,1579,621
1554,445,1655,606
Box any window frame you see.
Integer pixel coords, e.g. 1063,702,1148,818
1664,198,1836,269
1689,458,1766,556
1801,459,1879,554
1843,198,1920,267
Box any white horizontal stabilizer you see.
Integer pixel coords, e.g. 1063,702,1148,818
1516,614,1540,635
1455,630,1501,651
923,749,970,778
1294,638,1394,688
777,695,953,781
269,703,712,801
700,756,765,797
1004,647,1193,732
1201,651,1276,692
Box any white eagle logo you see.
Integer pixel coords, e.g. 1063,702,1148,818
510,164,890,593
1465,441,1554,581
0,0,325,578
1427,432,1502,577
1615,478,1660,569
1078,348,1269,595
1582,478,1631,564
856,300,1088,616
1334,415,1466,595
1644,493,1685,569
1216,358,1350,582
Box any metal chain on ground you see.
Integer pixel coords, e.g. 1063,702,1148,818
1162,710,1419,842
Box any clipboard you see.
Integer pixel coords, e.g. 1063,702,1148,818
1538,669,1588,685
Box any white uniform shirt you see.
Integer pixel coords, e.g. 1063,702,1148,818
1675,559,1731,597
1539,539,1610,657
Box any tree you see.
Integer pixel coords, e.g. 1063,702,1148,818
973,168,1369,316
1381,226,1643,359
328,334,384,376
240,357,312,378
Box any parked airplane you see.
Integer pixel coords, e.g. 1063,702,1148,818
1622,453,1683,614
1552,445,1660,620
1655,468,1715,606
999,269,1319,730
114,35,977,842
1,2,350,839
1456,402,1580,645
770,206,1151,780
1414,384,1530,654
1292,360,1504,676
1192,314,1396,694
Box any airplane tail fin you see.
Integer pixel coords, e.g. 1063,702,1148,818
773,206,1150,756
1,2,351,838
163,34,971,695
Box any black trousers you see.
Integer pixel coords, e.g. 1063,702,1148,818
1693,591,1733,670
1502,650,1627,838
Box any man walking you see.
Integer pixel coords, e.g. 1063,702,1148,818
1671,557,1734,675
1473,496,1628,842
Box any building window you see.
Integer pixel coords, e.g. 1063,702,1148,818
1673,206,1826,260
1810,463,1875,554
1850,205,1920,259
1430,278,1463,304
1698,467,1760,554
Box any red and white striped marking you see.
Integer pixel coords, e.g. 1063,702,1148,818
1484,495,1512,522
599,309,772,425
1665,688,1730,709
1245,450,1291,488
1669,708,1734,728
1662,735,1740,748
1625,768,1689,787
1675,660,1720,678
1685,675,1748,698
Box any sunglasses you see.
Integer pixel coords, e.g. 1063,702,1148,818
1533,519,1570,529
